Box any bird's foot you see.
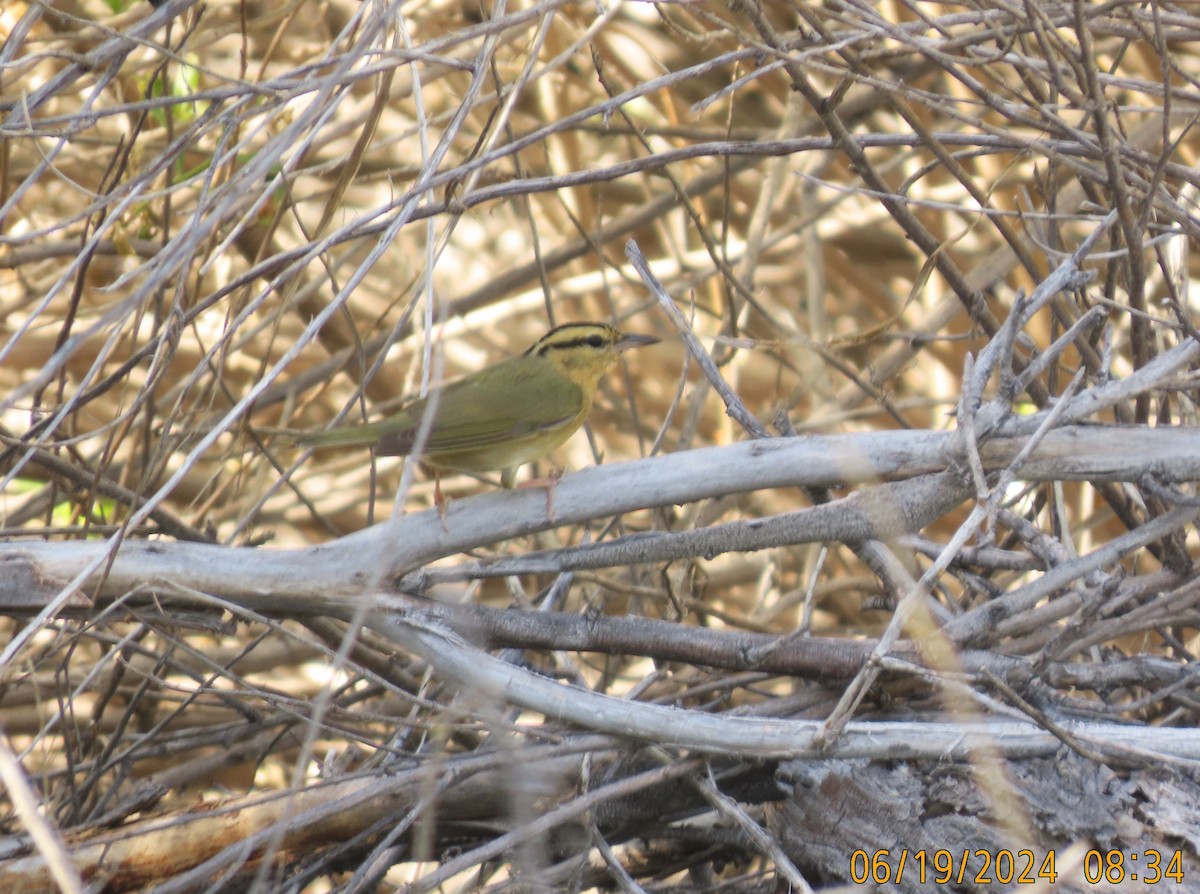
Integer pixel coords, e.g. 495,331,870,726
518,468,564,521
434,475,450,532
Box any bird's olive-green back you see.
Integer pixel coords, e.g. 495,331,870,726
372,352,587,457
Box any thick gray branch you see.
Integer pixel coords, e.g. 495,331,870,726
1,425,1197,610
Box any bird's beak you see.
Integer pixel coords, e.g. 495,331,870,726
615,332,661,351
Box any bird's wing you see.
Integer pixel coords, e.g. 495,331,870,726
375,358,584,457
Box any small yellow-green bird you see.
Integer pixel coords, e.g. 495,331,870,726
295,322,659,489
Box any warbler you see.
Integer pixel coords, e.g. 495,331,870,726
295,322,659,490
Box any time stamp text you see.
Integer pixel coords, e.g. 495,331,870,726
850,848,1186,887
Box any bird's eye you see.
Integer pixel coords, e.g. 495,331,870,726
586,335,605,348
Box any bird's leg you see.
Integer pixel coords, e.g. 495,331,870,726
433,472,450,531
517,467,563,521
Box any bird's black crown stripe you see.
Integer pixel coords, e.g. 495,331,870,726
532,336,605,356
526,324,614,356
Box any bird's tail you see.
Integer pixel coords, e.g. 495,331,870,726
290,421,386,449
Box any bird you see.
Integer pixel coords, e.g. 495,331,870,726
294,322,660,499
